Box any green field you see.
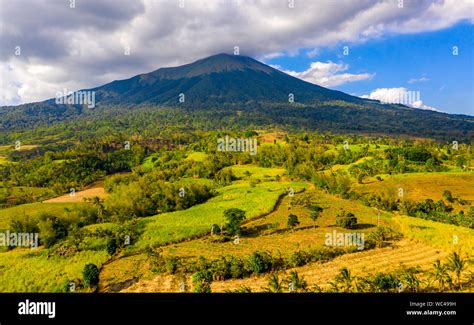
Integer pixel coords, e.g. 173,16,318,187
185,152,208,162
0,202,84,229
0,248,109,292
132,180,307,251
223,165,286,180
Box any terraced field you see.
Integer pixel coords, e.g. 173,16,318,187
209,239,451,292
353,172,474,203
123,239,450,293
120,186,473,293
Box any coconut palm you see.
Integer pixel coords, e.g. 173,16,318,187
446,252,466,290
285,271,308,292
429,260,451,291
401,270,421,292
335,267,353,292
265,273,283,293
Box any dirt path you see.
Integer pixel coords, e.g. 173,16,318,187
44,182,107,203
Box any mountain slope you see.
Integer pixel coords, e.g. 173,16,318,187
0,53,473,140
88,53,363,106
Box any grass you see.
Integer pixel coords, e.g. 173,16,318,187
185,152,208,162
393,213,474,253
0,248,109,292
353,172,474,212
223,165,286,180
131,180,307,251
160,189,387,260
0,202,84,229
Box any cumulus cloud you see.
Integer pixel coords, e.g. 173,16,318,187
361,87,440,111
274,61,374,87
0,0,472,105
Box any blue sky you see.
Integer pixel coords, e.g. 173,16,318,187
266,22,473,115
1,0,473,116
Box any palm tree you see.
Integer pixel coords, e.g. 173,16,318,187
335,267,353,292
401,271,421,292
285,271,308,292
265,273,283,293
429,260,451,291
447,252,466,290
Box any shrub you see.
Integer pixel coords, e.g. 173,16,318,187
83,263,100,288
106,238,118,255
192,270,212,293
229,257,246,279
442,190,454,203
288,250,310,268
37,213,69,248
164,256,179,274
223,208,246,236
335,210,357,229
246,251,273,274
210,224,221,235
287,214,300,230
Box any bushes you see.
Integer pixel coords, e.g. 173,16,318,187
246,251,274,274
83,263,100,288
223,208,246,236
335,210,357,229
106,238,118,256
192,270,212,293
287,214,300,230
37,213,69,248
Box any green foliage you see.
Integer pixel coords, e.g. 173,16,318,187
106,238,118,256
192,270,212,293
335,210,357,229
442,190,454,203
83,263,99,288
245,251,274,274
309,204,323,227
223,208,246,236
287,214,300,229
37,213,69,248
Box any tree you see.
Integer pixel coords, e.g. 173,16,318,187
309,205,323,228
265,273,283,293
429,260,451,291
285,271,308,292
335,267,353,292
223,208,246,236
83,263,100,288
401,270,420,292
335,210,357,229
287,214,300,231
192,270,212,293
442,190,454,203
106,238,118,256
447,252,466,290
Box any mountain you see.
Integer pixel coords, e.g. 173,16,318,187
87,53,364,106
0,53,473,140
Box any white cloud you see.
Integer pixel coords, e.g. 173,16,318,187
0,0,472,105
274,61,374,87
361,87,440,111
